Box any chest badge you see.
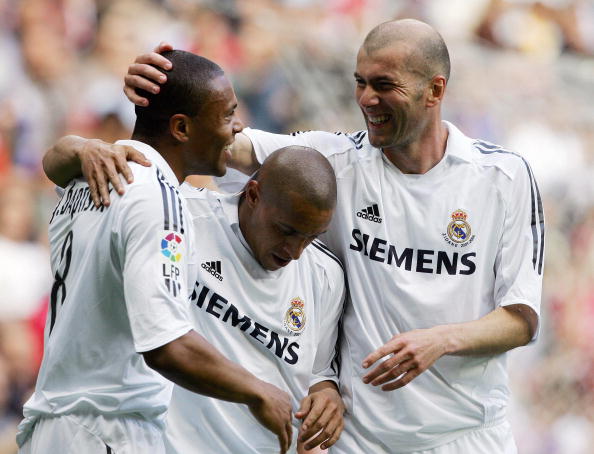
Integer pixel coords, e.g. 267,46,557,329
443,209,475,247
283,297,306,336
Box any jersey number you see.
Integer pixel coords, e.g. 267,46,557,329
49,231,73,335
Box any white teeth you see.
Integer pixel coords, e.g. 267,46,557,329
369,115,389,125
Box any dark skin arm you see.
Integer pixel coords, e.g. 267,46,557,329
144,329,293,454
43,135,151,206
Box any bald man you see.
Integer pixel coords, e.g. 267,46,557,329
52,18,544,454
43,145,346,453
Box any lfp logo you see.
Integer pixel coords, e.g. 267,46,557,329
161,232,182,262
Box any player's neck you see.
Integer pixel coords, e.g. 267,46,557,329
237,196,252,249
131,133,185,183
382,122,448,175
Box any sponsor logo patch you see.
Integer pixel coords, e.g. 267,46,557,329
161,232,183,262
356,203,382,223
201,260,223,281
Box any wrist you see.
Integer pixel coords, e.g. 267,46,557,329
434,324,460,356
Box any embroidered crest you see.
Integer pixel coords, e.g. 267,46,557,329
442,209,475,247
283,297,306,336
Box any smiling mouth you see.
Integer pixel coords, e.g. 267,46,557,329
367,115,391,126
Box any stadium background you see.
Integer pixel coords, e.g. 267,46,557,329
0,0,593,452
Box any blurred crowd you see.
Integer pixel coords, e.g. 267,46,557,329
0,0,592,452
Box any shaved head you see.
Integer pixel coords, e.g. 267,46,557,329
255,146,337,211
239,146,337,270
362,19,450,82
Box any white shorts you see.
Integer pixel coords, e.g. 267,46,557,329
18,413,166,454
331,419,517,454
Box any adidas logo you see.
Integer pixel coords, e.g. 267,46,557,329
356,203,382,223
201,260,223,281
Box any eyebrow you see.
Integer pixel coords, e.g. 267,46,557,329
279,222,327,238
354,72,395,83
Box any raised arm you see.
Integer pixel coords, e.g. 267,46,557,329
43,136,150,206
144,330,293,454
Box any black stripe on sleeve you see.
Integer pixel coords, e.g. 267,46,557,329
177,190,185,234
311,240,344,271
168,185,179,232
473,140,544,275
156,169,170,230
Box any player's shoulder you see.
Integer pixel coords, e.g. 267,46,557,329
291,129,374,158
468,138,530,181
303,239,345,287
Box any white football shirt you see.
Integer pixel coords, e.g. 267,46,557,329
17,140,195,450
243,122,544,452
164,187,345,454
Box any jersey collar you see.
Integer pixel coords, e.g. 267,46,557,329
115,140,181,187
442,121,474,164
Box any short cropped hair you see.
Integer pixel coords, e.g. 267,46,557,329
133,50,224,138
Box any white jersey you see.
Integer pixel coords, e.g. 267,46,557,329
18,140,195,450
165,187,345,454
243,122,544,452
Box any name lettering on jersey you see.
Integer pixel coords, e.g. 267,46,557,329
201,261,223,281
50,185,110,223
356,203,382,223
443,209,475,248
160,231,183,297
349,228,476,275
283,298,306,336
190,281,300,365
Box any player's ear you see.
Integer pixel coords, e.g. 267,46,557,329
170,114,190,142
426,75,446,107
244,180,261,208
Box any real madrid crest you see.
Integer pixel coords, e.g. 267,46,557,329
442,209,475,247
283,297,306,336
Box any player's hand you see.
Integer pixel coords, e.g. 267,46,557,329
362,327,447,391
124,42,174,106
78,139,151,207
248,382,293,454
295,384,344,450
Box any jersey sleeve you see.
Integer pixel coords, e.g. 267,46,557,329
116,178,193,353
309,254,346,388
243,127,357,172
494,160,544,341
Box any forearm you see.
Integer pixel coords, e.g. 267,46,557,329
440,304,535,356
229,132,260,175
309,380,339,396
145,330,264,406
43,135,89,187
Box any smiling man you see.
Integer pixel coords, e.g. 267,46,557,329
49,18,544,454
18,50,294,454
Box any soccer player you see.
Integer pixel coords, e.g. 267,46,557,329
43,143,345,453
18,50,293,454
58,18,545,453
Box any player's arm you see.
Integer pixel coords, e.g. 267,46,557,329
43,136,150,206
296,260,346,450
362,160,543,391
144,331,293,453
361,305,534,391
121,182,292,453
